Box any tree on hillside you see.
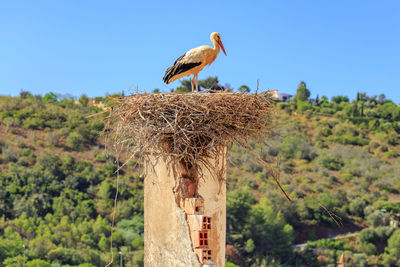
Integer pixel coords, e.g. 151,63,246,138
368,95,378,106
175,79,192,93
356,92,367,102
79,94,89,107
295,81,310,101
249,198,294,264
387,229,400,258
361,101,364,117
238,85,250,93
378,94,386,105
174,77,224,92
332,96,349,104
315,94,320,106
352,101,359,117
224,83,234,92
320,96,329,105
199,77,224,91
20,90,32,99
43,92,58,103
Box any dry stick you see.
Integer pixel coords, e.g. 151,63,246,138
244,141,344,226
258,155,344,226
319,202,344,227
256,79,259,94
257,157,292,201
115,147,139,173
86,110,109,118
255,148,345,227
221,130,291,202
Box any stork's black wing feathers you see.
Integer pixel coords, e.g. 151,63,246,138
163,53,202,84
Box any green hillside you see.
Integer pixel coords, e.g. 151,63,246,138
1,83,400,267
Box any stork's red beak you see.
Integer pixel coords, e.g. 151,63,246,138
218,40,227,56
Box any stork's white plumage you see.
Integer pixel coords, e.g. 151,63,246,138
163,32,227,92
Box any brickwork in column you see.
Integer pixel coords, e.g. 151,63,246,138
183,198,216,266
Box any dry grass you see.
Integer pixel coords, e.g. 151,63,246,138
106,92,274,172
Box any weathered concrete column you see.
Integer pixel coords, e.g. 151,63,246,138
196,154,226,267
144,152,226,267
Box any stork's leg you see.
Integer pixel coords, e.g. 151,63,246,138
191,77,194,92
195,74,199,92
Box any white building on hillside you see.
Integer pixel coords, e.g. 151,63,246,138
268,90,293,102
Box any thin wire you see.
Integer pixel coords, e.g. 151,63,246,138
105,146,121,267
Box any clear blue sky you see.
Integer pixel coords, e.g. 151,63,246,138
1,1,400,102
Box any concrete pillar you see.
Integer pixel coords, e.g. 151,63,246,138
144,151,226,267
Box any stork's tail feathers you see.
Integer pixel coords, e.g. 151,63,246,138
163,66,175,84
163,53,202,84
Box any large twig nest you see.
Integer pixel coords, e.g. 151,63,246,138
106,92,273,171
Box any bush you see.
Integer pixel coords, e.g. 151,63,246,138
307,238,350,250
46,132,60,147
23,117,45,129
79,94,89,107
315,125,332,139
332,96,349,104
332,122,361,136
348,197,367,217
373,201,400,214
349,253,367,266
297,101,313,114
277,102,288,110
333,135,369,146
366,210,390,227
387,229,400,258
2,146,16,164
248,198,294,263
368,140,380,150
67,131,85,150
359,228,377,244
281,136,318,161
94,151,108,162
131,237,144,250
2,255,28,267
385,150,400,158
319,107,336,115
281,160,295,174
379,145,388,152
304,109,313,119
3,117,21,127
26,259,51,267
358,242,377,255
375,226,394,241
318,153,344,170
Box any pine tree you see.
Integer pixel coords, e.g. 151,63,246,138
295,81,310,102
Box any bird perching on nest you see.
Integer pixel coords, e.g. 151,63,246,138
163,32,227,92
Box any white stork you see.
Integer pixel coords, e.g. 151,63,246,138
163,32,227,92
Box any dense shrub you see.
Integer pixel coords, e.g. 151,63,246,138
359,228,377,244
307,238,350,250
348,197,367,217
26,259,52,267
23,117,45,129
67,132,85,150
318,153,344,170
281,136,318,161
387,229,400,258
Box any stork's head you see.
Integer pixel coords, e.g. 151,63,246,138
211,32,227,56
